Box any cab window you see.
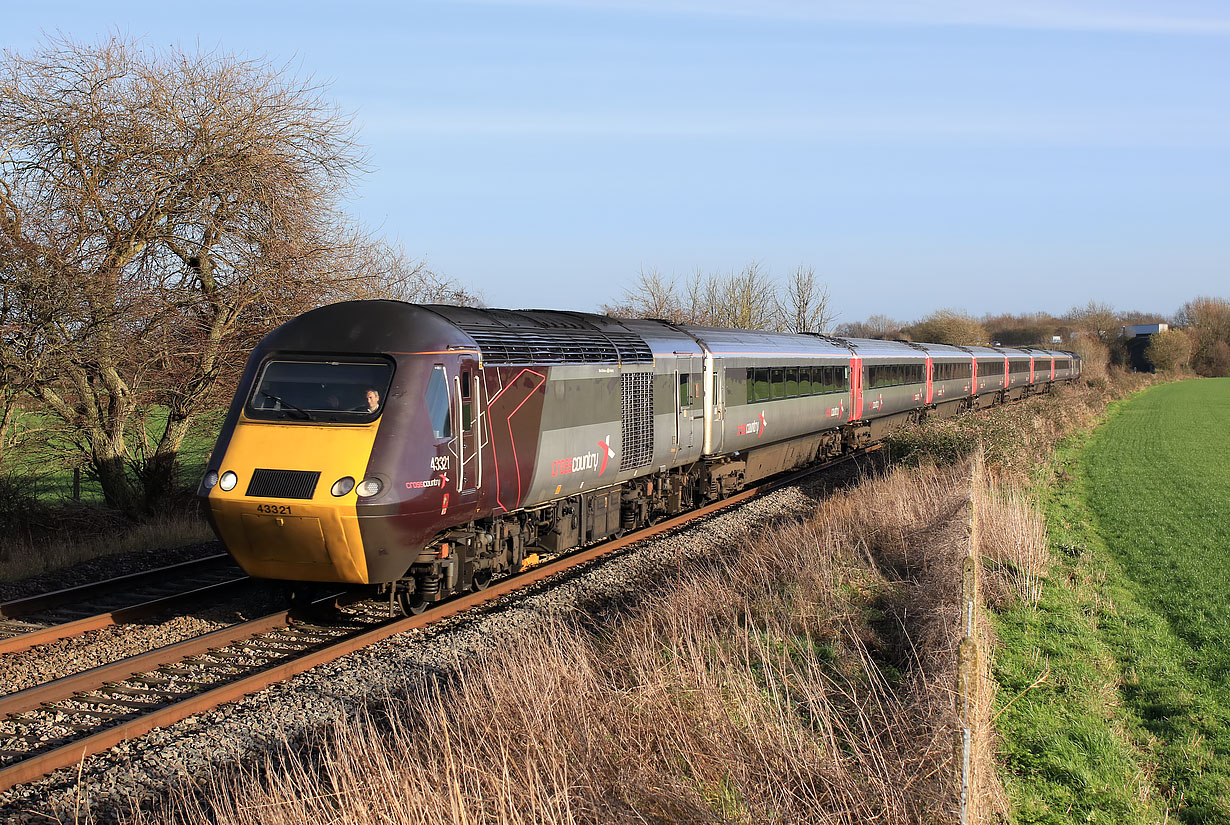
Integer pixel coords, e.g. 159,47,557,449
427,365,452,438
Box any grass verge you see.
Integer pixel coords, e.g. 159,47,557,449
993,378,1230,823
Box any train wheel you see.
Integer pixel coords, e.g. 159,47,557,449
396,589,431,616
471,570,492,591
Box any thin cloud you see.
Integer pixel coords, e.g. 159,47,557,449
456,0,1230,35
361,107,1229,149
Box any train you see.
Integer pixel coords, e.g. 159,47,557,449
197,301,1080,613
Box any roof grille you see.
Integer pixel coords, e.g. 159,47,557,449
246,469,321,499
460,326,653,365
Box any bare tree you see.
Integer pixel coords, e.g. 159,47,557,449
1177,296,1230,376
682,268,720,326
0,275,30,467
0,35,369,512
708,262,776,330
600,267,683,322
348,241,483,306
1064,300,1120,344
908,309,988,346
778,265,835,333
604,262,824,334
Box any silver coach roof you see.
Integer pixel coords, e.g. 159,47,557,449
626,322,856,358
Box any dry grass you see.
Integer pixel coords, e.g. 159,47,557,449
973,465,1048,609
0,509,214,583
123,462,986,825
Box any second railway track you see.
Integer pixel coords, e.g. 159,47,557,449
0,555,248,655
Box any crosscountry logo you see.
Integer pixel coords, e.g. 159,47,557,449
597,435,615,475
552,437,616,477
737,412,768,438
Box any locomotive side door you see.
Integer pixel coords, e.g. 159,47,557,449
453,354,482,499
673,355,703,456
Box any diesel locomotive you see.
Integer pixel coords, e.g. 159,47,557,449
197,301,1079,613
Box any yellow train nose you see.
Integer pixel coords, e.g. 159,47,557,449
204,418,381,584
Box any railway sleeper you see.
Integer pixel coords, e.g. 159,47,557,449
76,696,164,712
57,707,133,722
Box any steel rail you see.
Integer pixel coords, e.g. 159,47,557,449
0,448,877,793
0,577,253,656
0,554,231,619
0,610,298,718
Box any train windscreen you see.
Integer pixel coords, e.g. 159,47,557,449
246,359,394,422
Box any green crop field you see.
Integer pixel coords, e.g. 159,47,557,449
995,378,1230,824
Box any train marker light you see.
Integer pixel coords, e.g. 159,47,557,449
331,477,356,497
203,471,219,490
357,478,384,497
219,471,238,491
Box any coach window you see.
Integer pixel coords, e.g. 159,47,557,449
678,372,692,407
785,367,799,397
427,365,452,439
755,369,767,401
768,368,783,398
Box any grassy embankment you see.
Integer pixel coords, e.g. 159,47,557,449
993,378,1230,823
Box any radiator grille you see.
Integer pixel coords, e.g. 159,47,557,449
620,372,654,471
245,469,321,499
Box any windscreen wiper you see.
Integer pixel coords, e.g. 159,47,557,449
259,390,315,421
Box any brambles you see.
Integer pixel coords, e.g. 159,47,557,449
884,371,1151,481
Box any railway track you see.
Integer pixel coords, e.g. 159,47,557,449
0,555,248,655
0,447,878,793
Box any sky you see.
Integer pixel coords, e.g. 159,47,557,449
5,1,1229,325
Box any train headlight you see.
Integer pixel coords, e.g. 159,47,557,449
356,477,384,498
331,477,356,497
219,471,238,491
203,471,219,490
